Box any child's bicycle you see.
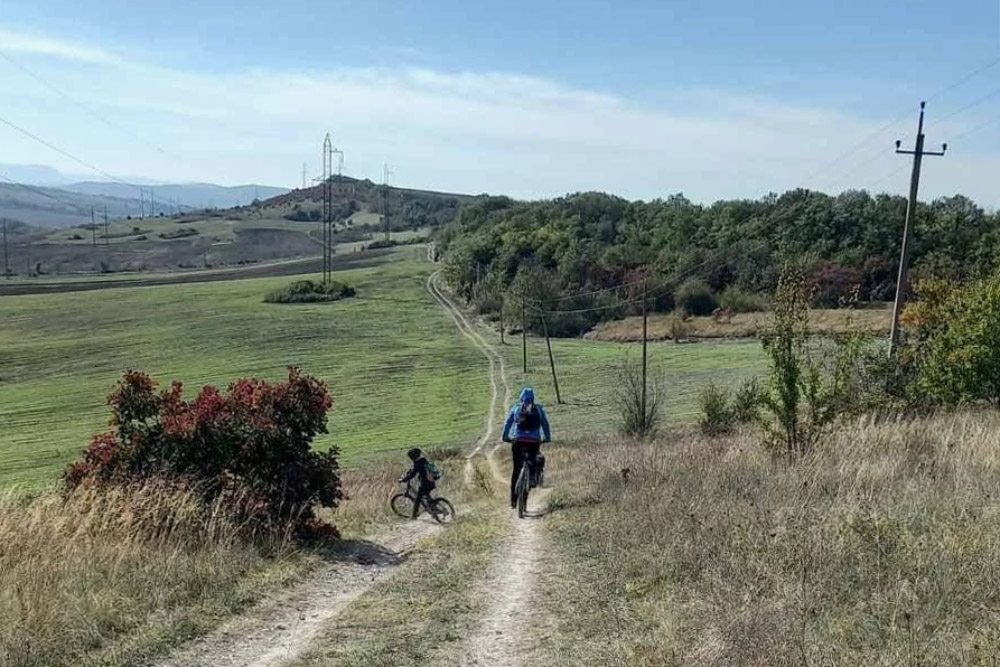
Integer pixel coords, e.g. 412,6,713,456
390,479,455,524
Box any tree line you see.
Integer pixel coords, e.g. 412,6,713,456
439,189,999,335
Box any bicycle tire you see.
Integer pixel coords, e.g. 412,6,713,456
430,498,455,524
516,464,529,519
391,493,416,518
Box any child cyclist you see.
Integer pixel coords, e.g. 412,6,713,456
398,447,440,519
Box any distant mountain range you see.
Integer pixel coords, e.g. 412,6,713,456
0,164,289,228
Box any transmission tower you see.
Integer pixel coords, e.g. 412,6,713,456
382,162,393,242
322,133,334,284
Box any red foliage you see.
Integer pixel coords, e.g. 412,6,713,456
66,367,342,537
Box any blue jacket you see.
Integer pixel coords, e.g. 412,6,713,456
502,388,552,443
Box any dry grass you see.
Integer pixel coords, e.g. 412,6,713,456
533,413,1000,666
0,445,487,667
0,482,304,667
587,306,891,342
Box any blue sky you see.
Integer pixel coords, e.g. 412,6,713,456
2,1,1000,203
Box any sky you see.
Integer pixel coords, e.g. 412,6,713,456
1,0,1000,204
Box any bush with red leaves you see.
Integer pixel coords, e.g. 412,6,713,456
65,367,343,538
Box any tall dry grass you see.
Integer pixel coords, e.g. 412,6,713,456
0,482,301,667
538,412,1000,666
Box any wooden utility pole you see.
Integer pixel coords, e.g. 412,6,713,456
103,205,109,246
522,296,528,374
542,314,562,404
889,102,947,356
2,218,9,279
91,207,96,247
641,278,649,429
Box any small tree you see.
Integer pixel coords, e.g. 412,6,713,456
611,351,664,439
758,265,856,460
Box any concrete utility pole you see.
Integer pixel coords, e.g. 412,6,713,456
641,277,648,430
103,205,109,246
91,207,97,247
522,296,528,374
302,162,308,189
2,218,9,279
542,314,562,404
889,101,947,356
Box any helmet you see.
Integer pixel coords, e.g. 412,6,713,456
407,447,422,461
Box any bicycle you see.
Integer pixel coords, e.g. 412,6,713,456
390,479,455,524
513,452,542,519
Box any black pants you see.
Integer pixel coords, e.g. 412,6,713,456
413,480,435,518
510,441,540,506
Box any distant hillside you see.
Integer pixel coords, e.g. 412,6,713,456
65,182,288,210
262,176,474,231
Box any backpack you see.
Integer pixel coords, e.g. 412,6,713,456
424,460,443,482
517,404,541,431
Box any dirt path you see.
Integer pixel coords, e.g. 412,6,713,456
426,271,511,483
154,271,509,667
157,519,441,667
457,483,550,667
426,272,551,666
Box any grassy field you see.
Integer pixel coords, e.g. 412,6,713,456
0,254,769,487
0,251,490,487
494,329,767,438
531,412,1000,665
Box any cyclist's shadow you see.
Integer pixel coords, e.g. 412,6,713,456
307,538,408,567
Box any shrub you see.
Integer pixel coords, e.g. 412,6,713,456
912,264,1000,405
719,285,769,313
611,352,664,439
675,278,718,316
666,313,690,342
158,228,199,240
265,279,356,304
810,261,863,308
64,367,342,536
732,377,764,423
698,383,734,435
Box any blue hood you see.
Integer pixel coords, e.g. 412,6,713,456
520,387,535,403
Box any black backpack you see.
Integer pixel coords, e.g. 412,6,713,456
517,404,541,431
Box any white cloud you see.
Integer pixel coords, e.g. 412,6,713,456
0,28,120,65
0,25,998,206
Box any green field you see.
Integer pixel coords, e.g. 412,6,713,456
0,253,491,487
0,253,768,488
497,331,766,437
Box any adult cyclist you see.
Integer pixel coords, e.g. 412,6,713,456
502,387,552,509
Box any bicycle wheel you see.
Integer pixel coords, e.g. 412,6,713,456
391,493,416,518
516,465,529,519
430,498,455,524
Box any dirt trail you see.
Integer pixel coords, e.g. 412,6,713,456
428,272,550,666
155,271,510,667
426,272,511,483
157,520,440,667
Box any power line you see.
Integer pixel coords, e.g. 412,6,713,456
0,49,171,157
0,112,142,194
800,56,1000,189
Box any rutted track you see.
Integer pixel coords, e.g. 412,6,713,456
426,271,511,480
427,270,551,667
152,269,512,667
